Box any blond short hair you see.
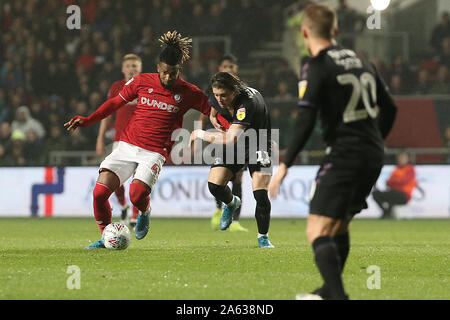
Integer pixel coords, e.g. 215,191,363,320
122,54,142,63
302,4,337,40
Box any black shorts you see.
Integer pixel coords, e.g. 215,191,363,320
210,146,272,177
211,160,271,177
309,148,383,220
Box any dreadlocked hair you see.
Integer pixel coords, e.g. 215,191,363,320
158,31,192,65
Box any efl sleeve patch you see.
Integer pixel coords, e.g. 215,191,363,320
298,80,307,99
236,107,246,121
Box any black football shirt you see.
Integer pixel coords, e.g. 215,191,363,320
283,44,397,166
300,45,396,150
211,86,272,164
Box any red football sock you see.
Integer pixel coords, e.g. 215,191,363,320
114,185,126,207
93,182,113,233
129,182,150,213
132,205,139,219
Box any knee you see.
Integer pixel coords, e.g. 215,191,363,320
93,183,112,202
306,226,330,245
306,227,316,245
208,182,224,196
306,216,334,245
129,182,149,206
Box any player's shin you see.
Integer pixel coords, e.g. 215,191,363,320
132,206,139,219
208,182,233,205
129,182,150,213
215,198,223,210
319,232,350,297
334,232,350,271
312,236,347,300
130,182,151,240
254,190,271,234
93,182,114,233
231,183,242,220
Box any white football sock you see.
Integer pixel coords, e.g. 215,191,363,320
258,233,268,238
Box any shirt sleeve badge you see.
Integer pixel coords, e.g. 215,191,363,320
236,107,246,121
298,80,307,99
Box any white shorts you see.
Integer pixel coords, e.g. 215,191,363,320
100,141,165,189
112,141,120,150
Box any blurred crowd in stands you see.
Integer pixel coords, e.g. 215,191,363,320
0,0,295,166
335,0,450,96
0,0,449,166
374,11,450,96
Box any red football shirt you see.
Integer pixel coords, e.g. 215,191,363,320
118,73,211,159
108,79,137,141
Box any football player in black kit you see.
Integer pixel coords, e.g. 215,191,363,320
269,4,397,299
191,72,274,248
198,54,248,232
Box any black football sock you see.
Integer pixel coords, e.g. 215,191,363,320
321,232,350,297
334,232,350,271
253,190,271,235
208,182,233,206
231,182,242,221
312,236,347,300
215,198,223,210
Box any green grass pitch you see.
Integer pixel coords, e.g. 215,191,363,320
0,217,448,300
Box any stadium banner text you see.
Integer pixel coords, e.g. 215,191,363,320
0,166,448,218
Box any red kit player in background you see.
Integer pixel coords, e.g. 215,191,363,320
96,54,142,229
65,31,211,249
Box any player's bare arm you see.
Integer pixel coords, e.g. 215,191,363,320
190,123,245,146
196,110,225,133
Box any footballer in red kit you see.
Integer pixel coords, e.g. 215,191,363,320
65,31,211,249
96,54,141,228
118,73,210,159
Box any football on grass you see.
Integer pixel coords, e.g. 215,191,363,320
102,222,131,250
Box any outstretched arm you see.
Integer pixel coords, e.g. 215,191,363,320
190,123,245,146
64,95,126,131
